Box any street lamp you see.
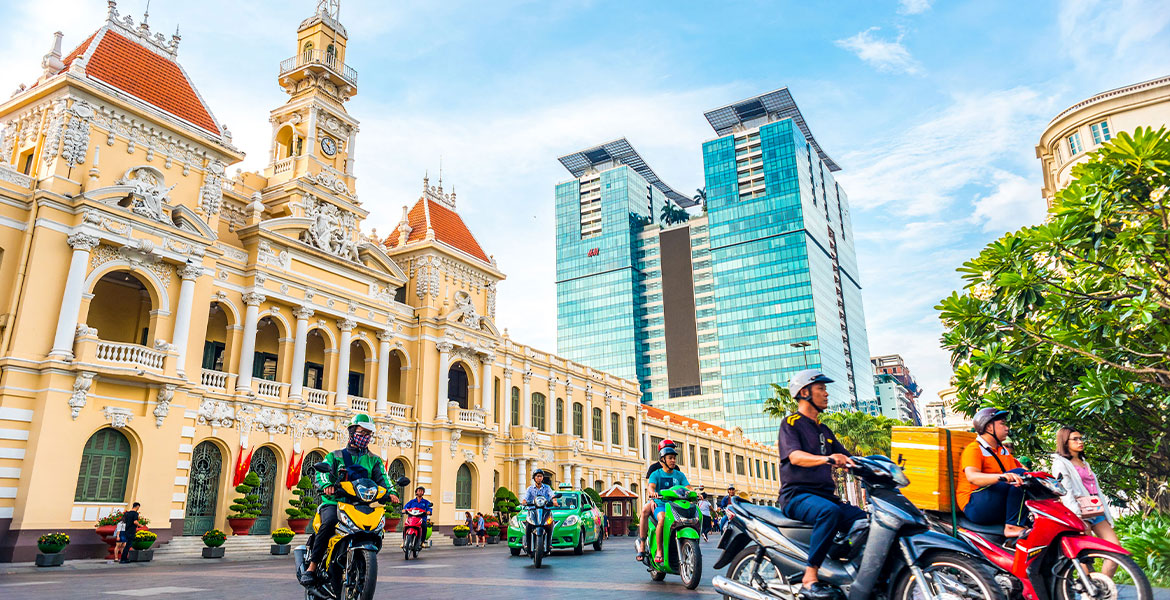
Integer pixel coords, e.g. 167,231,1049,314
790,341,811,369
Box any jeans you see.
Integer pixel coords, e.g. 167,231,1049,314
963,468,1027,527
783,492,867,569
310,504,338,565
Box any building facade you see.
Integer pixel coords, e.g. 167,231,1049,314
0,3,779,562
1036,75,1170,208
870,354,921,423
922,387,968,429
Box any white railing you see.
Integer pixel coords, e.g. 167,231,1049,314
457,408,486,427
95,341,165,370
0,166,34,188
385,402,410,420
349,396,372,413
305,388,332,406
273,157,294,175
279,50,359,85
201,369,229,390
254,379,287,399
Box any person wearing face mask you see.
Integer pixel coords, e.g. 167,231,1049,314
301,414,398,586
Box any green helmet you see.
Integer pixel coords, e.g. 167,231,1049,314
348,413,375,432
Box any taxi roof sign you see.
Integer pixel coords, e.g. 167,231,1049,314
557,483,573,490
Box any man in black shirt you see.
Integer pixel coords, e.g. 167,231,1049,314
778,370,866,599
118,502,143,563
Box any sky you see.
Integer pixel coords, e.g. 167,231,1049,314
2,0,1168,405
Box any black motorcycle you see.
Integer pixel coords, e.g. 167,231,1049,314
520,494,557,568
713,455,1005,600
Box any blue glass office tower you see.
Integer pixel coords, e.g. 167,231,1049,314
555,90,875,443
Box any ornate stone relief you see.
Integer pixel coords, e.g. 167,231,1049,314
485,282,497,319
89,243,173,289
449,429,462,458
463,449,476,464
61,101,95,168
257,240,291,269
197,398,235,428
102,406,133,429
524,431,538,449
68,371,96,419
115,166,175,223
199,159,225,216
382,424,414,448
153,384,175,428
482,435,493,460
300,198,359,261
254,407,289,434
40,100,66,167
572,439,585,456
305,413,337,439
302,171,352,198
446,290,482,330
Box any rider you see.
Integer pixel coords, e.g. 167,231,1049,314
647,445,689,565
402,486,433,546
301,414,399,586
519,468,558,553
777,369,867,600
635,439,676,561
958,408,1026,537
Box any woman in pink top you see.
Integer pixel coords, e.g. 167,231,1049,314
1050,427,1120,577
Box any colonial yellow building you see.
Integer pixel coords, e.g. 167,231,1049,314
0,2,779,561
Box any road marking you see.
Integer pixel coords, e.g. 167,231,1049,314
385,563,452,569
104,587,208,597
0,581,57,587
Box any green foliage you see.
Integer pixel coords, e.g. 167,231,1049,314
763,384,798,421
228,472,263,519
37,532,69,547
936,126,1170,511
493,486,519,519
659,203,691,226
285,476,318,519
583,486,602,508
1115,512,1170,587
96,510,124,527
453,525,470,537
202,529,226,547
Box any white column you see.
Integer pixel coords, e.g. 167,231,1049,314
50,233,100,358
235,292,265,392
518,458,528,489
585,395,594,443
346,127,357,175
501,367,514,431
306,106,318,158
562,464,571,485
335,318,355,409
602,394,612,447
521,369,532,428
170,264,202,375
289,306,313,401
436,341,452,421
481,353,494,419
573,465,583,490
376,329,392,413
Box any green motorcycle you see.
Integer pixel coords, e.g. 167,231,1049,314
642,485,703,589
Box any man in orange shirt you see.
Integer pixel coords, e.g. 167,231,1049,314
957,408,1027,537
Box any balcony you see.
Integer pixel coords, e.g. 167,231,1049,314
349,396,373,413
94,340,166,371
279,50,358,86
384,402,411,421
253,379,288,400
201,369,231,391
305,388,333,407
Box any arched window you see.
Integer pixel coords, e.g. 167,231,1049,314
593,479,604,491
511,387,520,426
455,464,472,509
610,412,620,445
572,402,583,437
325,43,336,65
631,483,638,495
627,416,637,448
302,41,314,56
531,392,546,431
556,399,564,434
592,407,603,442
388,458,408,488
75,428,131,502
447,364,469,409
300,450,327,505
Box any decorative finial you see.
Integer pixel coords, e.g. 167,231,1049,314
107,0,119,20
422,171,429,192
40,31,66,81
140,0,151,32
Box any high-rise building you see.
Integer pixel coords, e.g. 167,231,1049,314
555,89,874,442
874,373,920,424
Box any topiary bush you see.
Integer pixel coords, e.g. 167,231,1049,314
228,472,263,519
285,476,318,520
493,486,519,522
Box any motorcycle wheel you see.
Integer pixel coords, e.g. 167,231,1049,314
342,549,377,600
403,533,414,561
723,545,787,600
893,550,1004,600
679,538,702,590
1055,551,1152,600
411,545,418,560
533,540,545,568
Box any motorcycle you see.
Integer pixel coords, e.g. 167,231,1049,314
927,472,1152,600
713,455,1004,600
643,484,703,589
294,461,409,600
401,506,431,560
520,494,557,568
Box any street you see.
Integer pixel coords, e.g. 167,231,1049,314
0,538,724,599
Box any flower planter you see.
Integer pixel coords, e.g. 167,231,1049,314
227,518,256,536
132,539,156,550
128,548,154,562
202,546,225,559
386,517,400,533
286,518,310,534
271,544,291,555
95,524,118,560
38,543,67,555
35,553,65,567
453,537,469,546
486,535,499,545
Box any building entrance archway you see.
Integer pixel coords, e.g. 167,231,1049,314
184,441,223,535
249,447,278,535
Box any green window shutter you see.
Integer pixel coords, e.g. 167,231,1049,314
75,428,131,503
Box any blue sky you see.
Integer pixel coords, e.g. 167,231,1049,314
3,0,1168,403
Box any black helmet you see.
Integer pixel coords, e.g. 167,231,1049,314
659,446,678,459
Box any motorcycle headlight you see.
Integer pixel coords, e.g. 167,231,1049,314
563,515,579,527
534,496,548,508
337,509,357,533
356,483,378,503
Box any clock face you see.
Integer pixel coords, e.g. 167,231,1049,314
320,137,337,156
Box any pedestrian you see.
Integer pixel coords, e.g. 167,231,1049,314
474,512,486,548
717,486,736,531
1050,427,1121,577
118,502,143,564
463,511,473,547
111,517,126,564
696,493,713,542
602,513,609,539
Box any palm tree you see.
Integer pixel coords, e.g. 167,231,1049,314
763,384,798,420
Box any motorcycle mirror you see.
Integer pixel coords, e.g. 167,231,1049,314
897,454,905,466
312,461,330,474
396,476,411,487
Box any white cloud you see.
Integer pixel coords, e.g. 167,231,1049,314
898,0,933,15
1057,0,1170,86
971,169,1047,234
834,27,922,75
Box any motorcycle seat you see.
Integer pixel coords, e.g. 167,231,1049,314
735,502,812,530
956,516,1008,539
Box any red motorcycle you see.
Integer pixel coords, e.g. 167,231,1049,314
930,472,1151,600
401,507,429,560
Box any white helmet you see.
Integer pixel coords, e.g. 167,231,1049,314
788,369,834,401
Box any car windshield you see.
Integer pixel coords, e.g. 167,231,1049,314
558,494,579,509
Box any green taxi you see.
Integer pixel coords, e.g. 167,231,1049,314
507,485,605,556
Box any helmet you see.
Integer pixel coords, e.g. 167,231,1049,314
973,408,1009,434
657,439,676,451
531,468,548,481
788,369,834,401
348,413,376,433
659,446,678,459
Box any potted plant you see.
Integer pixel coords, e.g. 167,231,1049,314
452,525,471,546
485,522,500,544
493,487,519,524
271,527,295,555
128,530,157,562
628,513,639,537
386,494,402,533
95,511,124,560
227,472,263,535
202,529,226,558
35,532,69,567
285,476,317,534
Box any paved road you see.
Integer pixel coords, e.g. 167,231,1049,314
0,537,724,599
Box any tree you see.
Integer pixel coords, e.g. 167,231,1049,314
693,188,707,213
285,476,318,520
229,472,263,519
493,487,519,521
659,203,690,226
583,486,603,508
936,126,1170,511
763,383,798,421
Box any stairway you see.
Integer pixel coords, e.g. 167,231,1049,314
151,530,453,560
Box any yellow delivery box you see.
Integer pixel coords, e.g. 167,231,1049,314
891,426,975,512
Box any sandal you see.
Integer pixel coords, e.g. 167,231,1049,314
654,554,664,564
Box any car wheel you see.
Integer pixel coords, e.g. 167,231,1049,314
509,546,520,557
574,534,584,555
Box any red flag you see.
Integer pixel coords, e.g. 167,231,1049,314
232,446,254,486
285,450,304,490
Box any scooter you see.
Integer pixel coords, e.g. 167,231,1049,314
294,462,409,600
401,507,431,560
713,455,1005,600
643,484,704,589
520,494,556,568
927,472,1152,600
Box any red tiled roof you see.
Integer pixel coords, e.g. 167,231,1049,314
598,484,637,499
643,405,731,437
383,197,491,264
61,29,219,135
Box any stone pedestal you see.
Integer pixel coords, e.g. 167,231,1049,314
202,546,225,558
35,553,65,567
271,544,291,555
128,548,154,562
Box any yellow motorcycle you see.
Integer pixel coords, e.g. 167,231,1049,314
295,462,408,600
